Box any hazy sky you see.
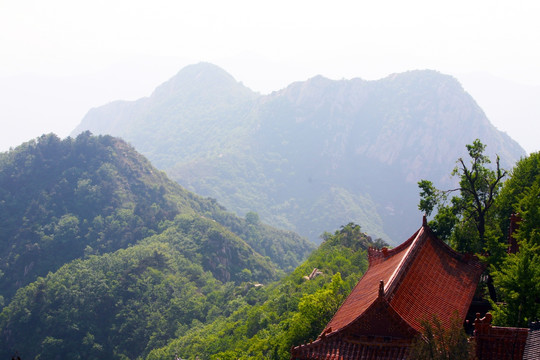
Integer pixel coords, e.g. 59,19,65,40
1,0,539,153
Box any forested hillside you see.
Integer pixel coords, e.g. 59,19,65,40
1,134,537,360
72,63,526,244
0,216,274,359
146,223,386,360
0,220,381,360
0,133,313,304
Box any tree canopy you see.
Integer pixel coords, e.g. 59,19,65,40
418,139,506,253
0,133,313,303
418,142,540,327
490,152,540,327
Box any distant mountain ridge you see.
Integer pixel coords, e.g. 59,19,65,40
72,63,526,243
76,63,258,169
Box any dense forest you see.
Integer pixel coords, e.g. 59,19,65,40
0,133,313,301
0,133,538,359
146,223,384,360
2,222,380,360
0,133,314,359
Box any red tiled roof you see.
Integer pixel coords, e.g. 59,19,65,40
323,228,421,334
474,313,529,360
291,218,485,360
389,226,484,331
291,335,410,360
291,296,414,360
325,223,483,336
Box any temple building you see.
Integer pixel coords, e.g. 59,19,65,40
291,217,534,360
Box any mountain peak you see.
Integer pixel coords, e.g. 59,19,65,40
151,62,256,99
71,65,526,244
174,62,237,84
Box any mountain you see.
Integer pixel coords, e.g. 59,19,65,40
72,63,526,243
73,63,258,169
145,222,384,360
0,220,377,360
0,133,313,302
0,133,315,359
457,72,540,154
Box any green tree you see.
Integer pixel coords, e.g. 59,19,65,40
490,168,540,327
418,139,506,253
410,314,476,360
55,214,81,244
145,223,375,360
496,152,540,235
490,240,540,327
245,211,260,225
287,273,348,342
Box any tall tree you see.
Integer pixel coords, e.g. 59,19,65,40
490,238,540,327
418,139,506,253
496,151,540,238
490,153,540,327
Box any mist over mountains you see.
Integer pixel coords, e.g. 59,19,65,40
73,63,526,243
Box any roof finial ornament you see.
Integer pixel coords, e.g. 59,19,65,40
422,214,428,227
379,280,384,298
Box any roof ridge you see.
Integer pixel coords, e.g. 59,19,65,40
367,227,420,266
424,224,483,264
322,220,426,337
384,226,426,296
383,220,483,298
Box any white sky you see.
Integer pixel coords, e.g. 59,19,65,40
1,0,539,153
